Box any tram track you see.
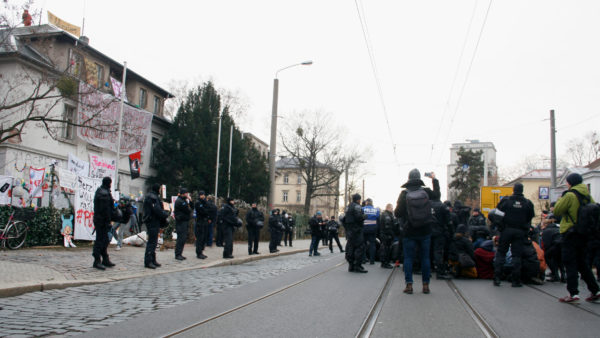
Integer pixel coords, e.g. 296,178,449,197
447,279,499,338
355,267,397,338
525,284,600,318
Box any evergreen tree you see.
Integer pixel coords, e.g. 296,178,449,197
449,147,484,203
151,82,268,202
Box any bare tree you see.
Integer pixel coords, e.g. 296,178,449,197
497,154,569,185
280,110,347,215
566,131,600,166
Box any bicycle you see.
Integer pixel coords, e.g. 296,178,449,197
0,207,32,250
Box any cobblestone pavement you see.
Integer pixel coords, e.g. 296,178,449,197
0,251,341,337
0,239,324,296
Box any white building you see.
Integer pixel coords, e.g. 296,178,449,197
447,140,497,201
0,25,172,207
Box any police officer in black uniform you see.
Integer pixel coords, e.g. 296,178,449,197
431,195,451,279
143,184,169,269
220,197,238,259
344,193,367,273
269,209,283,253
328,215,344,253
493,183,535,287
174,188,192,260
194,190,209,259
92,177,115,270
246,202,264,255
378,204,397,269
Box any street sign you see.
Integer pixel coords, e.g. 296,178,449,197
480,186,514,218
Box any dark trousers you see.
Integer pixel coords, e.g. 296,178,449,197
562,232,600,296
269,230,281,252
364,232,377,263
175,221,189,257
144,226,159,265
92,222,110,263
195,220,207,257
284,230,293,246
494,228,525,283
345,229,365,267
545,245,565,279
588,241,600,280
380,236,393,265
310,234,320,255
322,230,328,245
223,226,234,257
206,223,214,246
248,227,260,254
431,234,447,274
329,232,343,252
216,223,224,246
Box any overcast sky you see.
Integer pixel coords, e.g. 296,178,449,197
15,0,600,206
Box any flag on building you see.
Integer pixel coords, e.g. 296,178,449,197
129,151,141,179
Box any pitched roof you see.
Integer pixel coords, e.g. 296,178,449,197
585,158,600,170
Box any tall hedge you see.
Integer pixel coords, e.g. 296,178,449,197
0,206,63,247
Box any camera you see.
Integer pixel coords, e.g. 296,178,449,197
424,172,433,178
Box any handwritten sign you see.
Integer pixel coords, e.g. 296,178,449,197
68,153,89,177
77,82,153,155
74,176,102,240
89,154,116,180
57,168,77,191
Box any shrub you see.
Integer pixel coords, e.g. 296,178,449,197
0,206,63,247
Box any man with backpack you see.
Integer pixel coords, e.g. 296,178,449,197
394,169,440,294
493,183,534,287
553,173,600,303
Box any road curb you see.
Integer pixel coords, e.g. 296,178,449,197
0,246,325,298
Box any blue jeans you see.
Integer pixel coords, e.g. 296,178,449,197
310,234,320,255
403,235,431,284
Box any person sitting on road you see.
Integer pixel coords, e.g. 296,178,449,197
541,214,565,282
474,239,495,279
468,208,491,250
521,236,544,285
448,224,477,279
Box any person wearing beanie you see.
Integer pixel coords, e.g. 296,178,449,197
553,172,600,303
92,177,115,270
174,188,192,260
143,183,170,269
493,182,535,287
394,169,440,294
344,193,368,273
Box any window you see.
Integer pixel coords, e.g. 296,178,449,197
139,88,147,109
62,105,75,140
153,95,161,115
95,63,104,88
296,190,301,202
151,136,159,167
297,175,302,184
69,51,83,78
282,190,288,202
283,173,289,184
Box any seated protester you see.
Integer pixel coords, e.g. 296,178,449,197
448,224,478,278
541,214,565,282
474,240,495,279
521,237,544,285
469,223,491,250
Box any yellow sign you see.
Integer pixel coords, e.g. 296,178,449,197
47,11,80,37
480,186,513,218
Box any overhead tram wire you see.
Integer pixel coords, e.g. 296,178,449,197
436,0,494,165
429,0,480,163
353,0,400,167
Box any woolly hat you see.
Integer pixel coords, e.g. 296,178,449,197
566,173,583,186
102,176,112,187
514,183,524,194
456,224,468,234
352,193,362,202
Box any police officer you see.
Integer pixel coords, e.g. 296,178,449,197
431,195,451,279
362,198,380,265
269,209,283,253
92,177,115,270
205,195,218,246
143,184,169,269
493,183,535,287
328,215,344,253
194,190,209,259
378,204,397,269
246,202,264,255
174,188,192,260
309,211,324,256
283,212,294,247
220,197,239,259
344,193,367,273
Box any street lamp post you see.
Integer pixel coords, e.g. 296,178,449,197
267,61,312,210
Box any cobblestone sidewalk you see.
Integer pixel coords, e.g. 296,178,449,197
0,238,330,297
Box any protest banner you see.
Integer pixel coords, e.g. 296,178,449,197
57,168,77,191
73,176,102,240
77,83,153,155
29,167,45,198
47,11,81,37
67,153,89,177
89,154,116,180
0,176,13,205
110,76,128,102
129,151,141,179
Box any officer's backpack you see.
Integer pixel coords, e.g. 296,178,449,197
405,188,434,228
567,189,600,237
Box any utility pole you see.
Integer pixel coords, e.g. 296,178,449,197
227,125,233,197
550,109,557,189
267,78,279,210
115,62,127,194
215,112,223,201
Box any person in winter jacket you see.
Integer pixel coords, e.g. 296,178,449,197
378,204,398,269
269,209,283,253
309,211,325,256
143,183,169,269
431,193,451,280
474,240,495,279
344,194,367,273
194,191,210,259
220,197,239,259
541,214,565,282
363,198,380,265
468,208,490,249
553,173,600,303
245,203,264,255
449,224,477,278
327,216,344,253
174,188,192,260
283,211,294,247
92,177,115,270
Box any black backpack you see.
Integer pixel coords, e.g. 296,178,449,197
567,189,600,237
405,188,434,228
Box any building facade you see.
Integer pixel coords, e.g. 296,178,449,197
0,25,172,207
272,157,339,217
447,140,498,201
503,169,565,222
243,132,269,159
